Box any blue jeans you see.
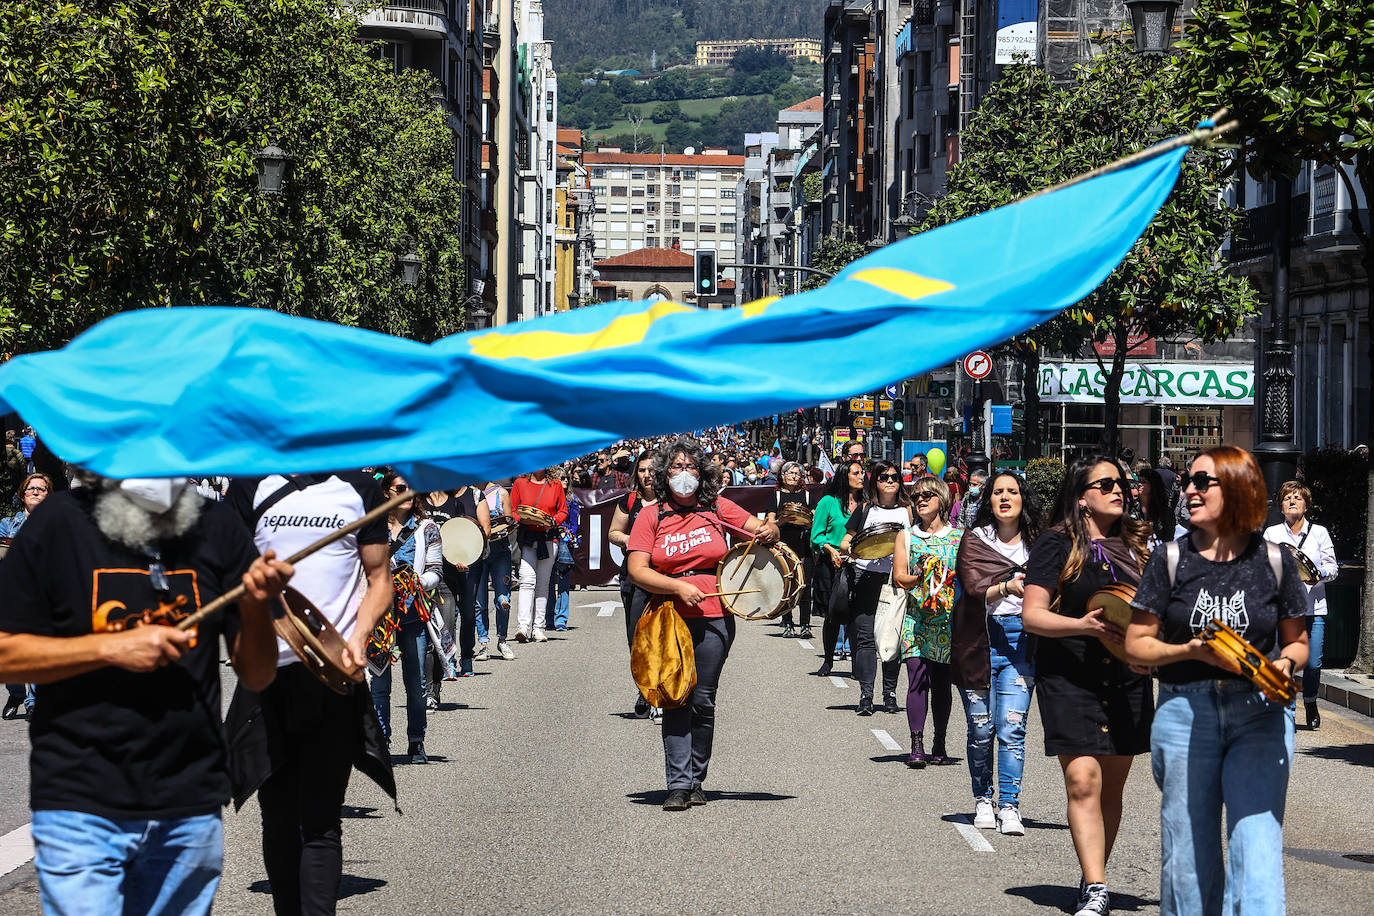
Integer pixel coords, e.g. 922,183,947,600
545,562,572,630
959,614,1035,808
369,619,428,743
473,544,512,642
32,809,222,916
1151,679,1295,916
1303,614,1324,701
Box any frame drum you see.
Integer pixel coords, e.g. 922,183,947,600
1281,543,1321,585
1085,582,1137,663
516,506,556,529
778,503,814,528
274,587,364,695
440,516,487,567
850,522,906,561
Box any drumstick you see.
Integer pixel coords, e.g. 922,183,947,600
176,488,419,631
729,535,759,578
698,589,762,599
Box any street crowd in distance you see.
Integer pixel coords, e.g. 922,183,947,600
0,421,1353,916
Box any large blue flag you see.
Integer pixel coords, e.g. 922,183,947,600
0,147,1185,489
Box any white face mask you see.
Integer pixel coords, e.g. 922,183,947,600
668,471,700,497
118,477,190,515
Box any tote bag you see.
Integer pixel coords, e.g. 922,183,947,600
631,598,698,708
875,582,906,662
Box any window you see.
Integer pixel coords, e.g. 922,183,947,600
594,220,607,232
610,168,627,179
610,221,627,232
720,222,736,235
595,203,607,214
545,90,554,121
721,189,737,199
917,133,932,171
683,204,696,216
631,170,645,180
683,169,697,180
700,205,717,216
672,219,681,229
630,203,645,214
593,184,608,197
699,187,717,198
647,202,659,214
700,224,716,233
611,185,627,196
610,238,628,249
683,221,696,231
631,187,645,197
647,184,659,196
721,205,736,215
647,236,660,248
645,168,658,177
591,167,607,179
683,187,696,197
700,169,716,180
631,221,644,233
918,50,932,89
646,220,658,232
546,189,553,216
546,140,553,171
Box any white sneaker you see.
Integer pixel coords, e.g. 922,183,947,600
998,805,1024,836
973,798,996,830
475,642,490,661
498,640,516,660
514,628,529,643
533,627,548,642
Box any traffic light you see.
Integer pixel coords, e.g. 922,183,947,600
694,248,718,297
892,398,905,433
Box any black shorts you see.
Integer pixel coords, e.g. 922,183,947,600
1036,669,1154,757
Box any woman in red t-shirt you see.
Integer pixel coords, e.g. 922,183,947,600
627,437,778,812
511,469,568,643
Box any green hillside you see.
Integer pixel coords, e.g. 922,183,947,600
547,0,828,70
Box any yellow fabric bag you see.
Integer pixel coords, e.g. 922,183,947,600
631,597,697,709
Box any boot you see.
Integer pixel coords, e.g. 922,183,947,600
906,732,926,769
1305,701,1320,730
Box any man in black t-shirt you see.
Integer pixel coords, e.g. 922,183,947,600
0,475,289,915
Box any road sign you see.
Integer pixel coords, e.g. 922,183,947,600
849,397,874,413
884,383,901,399
963,350,993,380
878,399,893,412
853,416,874,429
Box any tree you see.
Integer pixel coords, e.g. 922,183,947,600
1174,0,1374,673
650,101,682,123
730,45,792,76
802,228,866,291
0,0,466,353
663,120,695,151
921,45,1257,454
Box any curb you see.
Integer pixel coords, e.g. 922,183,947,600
1299,669,1374,718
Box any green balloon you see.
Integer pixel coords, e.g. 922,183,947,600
927,447,945,477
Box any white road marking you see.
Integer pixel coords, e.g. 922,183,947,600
829,676,848,689
870,728,902,751
798,639,814,649
583,601,619,618
951,814,995,852
0,823,34,878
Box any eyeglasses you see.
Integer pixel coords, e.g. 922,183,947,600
877,473,901,482
1083,477,1126,494
23,486,48,494
913,491,937,501
1186,472,1221,492
668,463,697,472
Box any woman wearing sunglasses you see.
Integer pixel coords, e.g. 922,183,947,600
809,459,864,676
838,460,913,716
893,475,961,766
1125,446,1308,916
950,470,1041,836
1021,455,1154,916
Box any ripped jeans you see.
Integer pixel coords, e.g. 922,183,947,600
959,613,1034,808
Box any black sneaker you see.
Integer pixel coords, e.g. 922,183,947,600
813,661,833,677
799,626,813,640
1074,882,1110,916
1,698,19,720
688,787,708,806
782,623,796,639
407,742,428,765
856,697,875,717
882,693,899,714
662,789,692,811
634,694,651,718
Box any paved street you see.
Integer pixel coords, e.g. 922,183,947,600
1,585,1372,914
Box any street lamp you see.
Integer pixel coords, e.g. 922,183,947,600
1125,0,1182,56
465,278,490,330
253,144,293,196
398,250,423,288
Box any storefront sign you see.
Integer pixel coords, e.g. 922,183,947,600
1037,362,1255,406
995,0,1038,64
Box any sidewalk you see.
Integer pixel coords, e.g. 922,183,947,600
1301,669,1374,718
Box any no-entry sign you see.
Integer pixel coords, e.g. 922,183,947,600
963,350,993,380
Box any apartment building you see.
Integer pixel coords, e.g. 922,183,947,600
514,0,558,320
694,38,823,67
554,128,596,310
582,150,747,261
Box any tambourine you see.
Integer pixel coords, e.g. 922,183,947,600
1281,543,1321,586
489,515,515,540
850,522,905,561
1085,583,1138,663
516,506,555,530
274,587,364,695
777,503,814,528
440,515,487,567
1200,617,1297,705
715,541,805,620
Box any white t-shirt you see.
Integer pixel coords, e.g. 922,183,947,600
226,472,387,668
973,525,1030,616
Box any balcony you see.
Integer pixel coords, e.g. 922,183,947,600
1228,192,1308,262
354,1,452,40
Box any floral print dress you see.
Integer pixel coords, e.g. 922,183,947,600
901,526,964,663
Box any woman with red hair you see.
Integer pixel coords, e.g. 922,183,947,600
1126,445,1309,916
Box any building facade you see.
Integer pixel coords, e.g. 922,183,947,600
554,128,596,310
694,38,823,67
821,0,876,240
582,150,746,259
513,0,558,321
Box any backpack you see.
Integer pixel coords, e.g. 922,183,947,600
1164,538,1283,587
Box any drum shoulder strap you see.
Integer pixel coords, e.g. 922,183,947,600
1166,538,1283,589
251,477,309,528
